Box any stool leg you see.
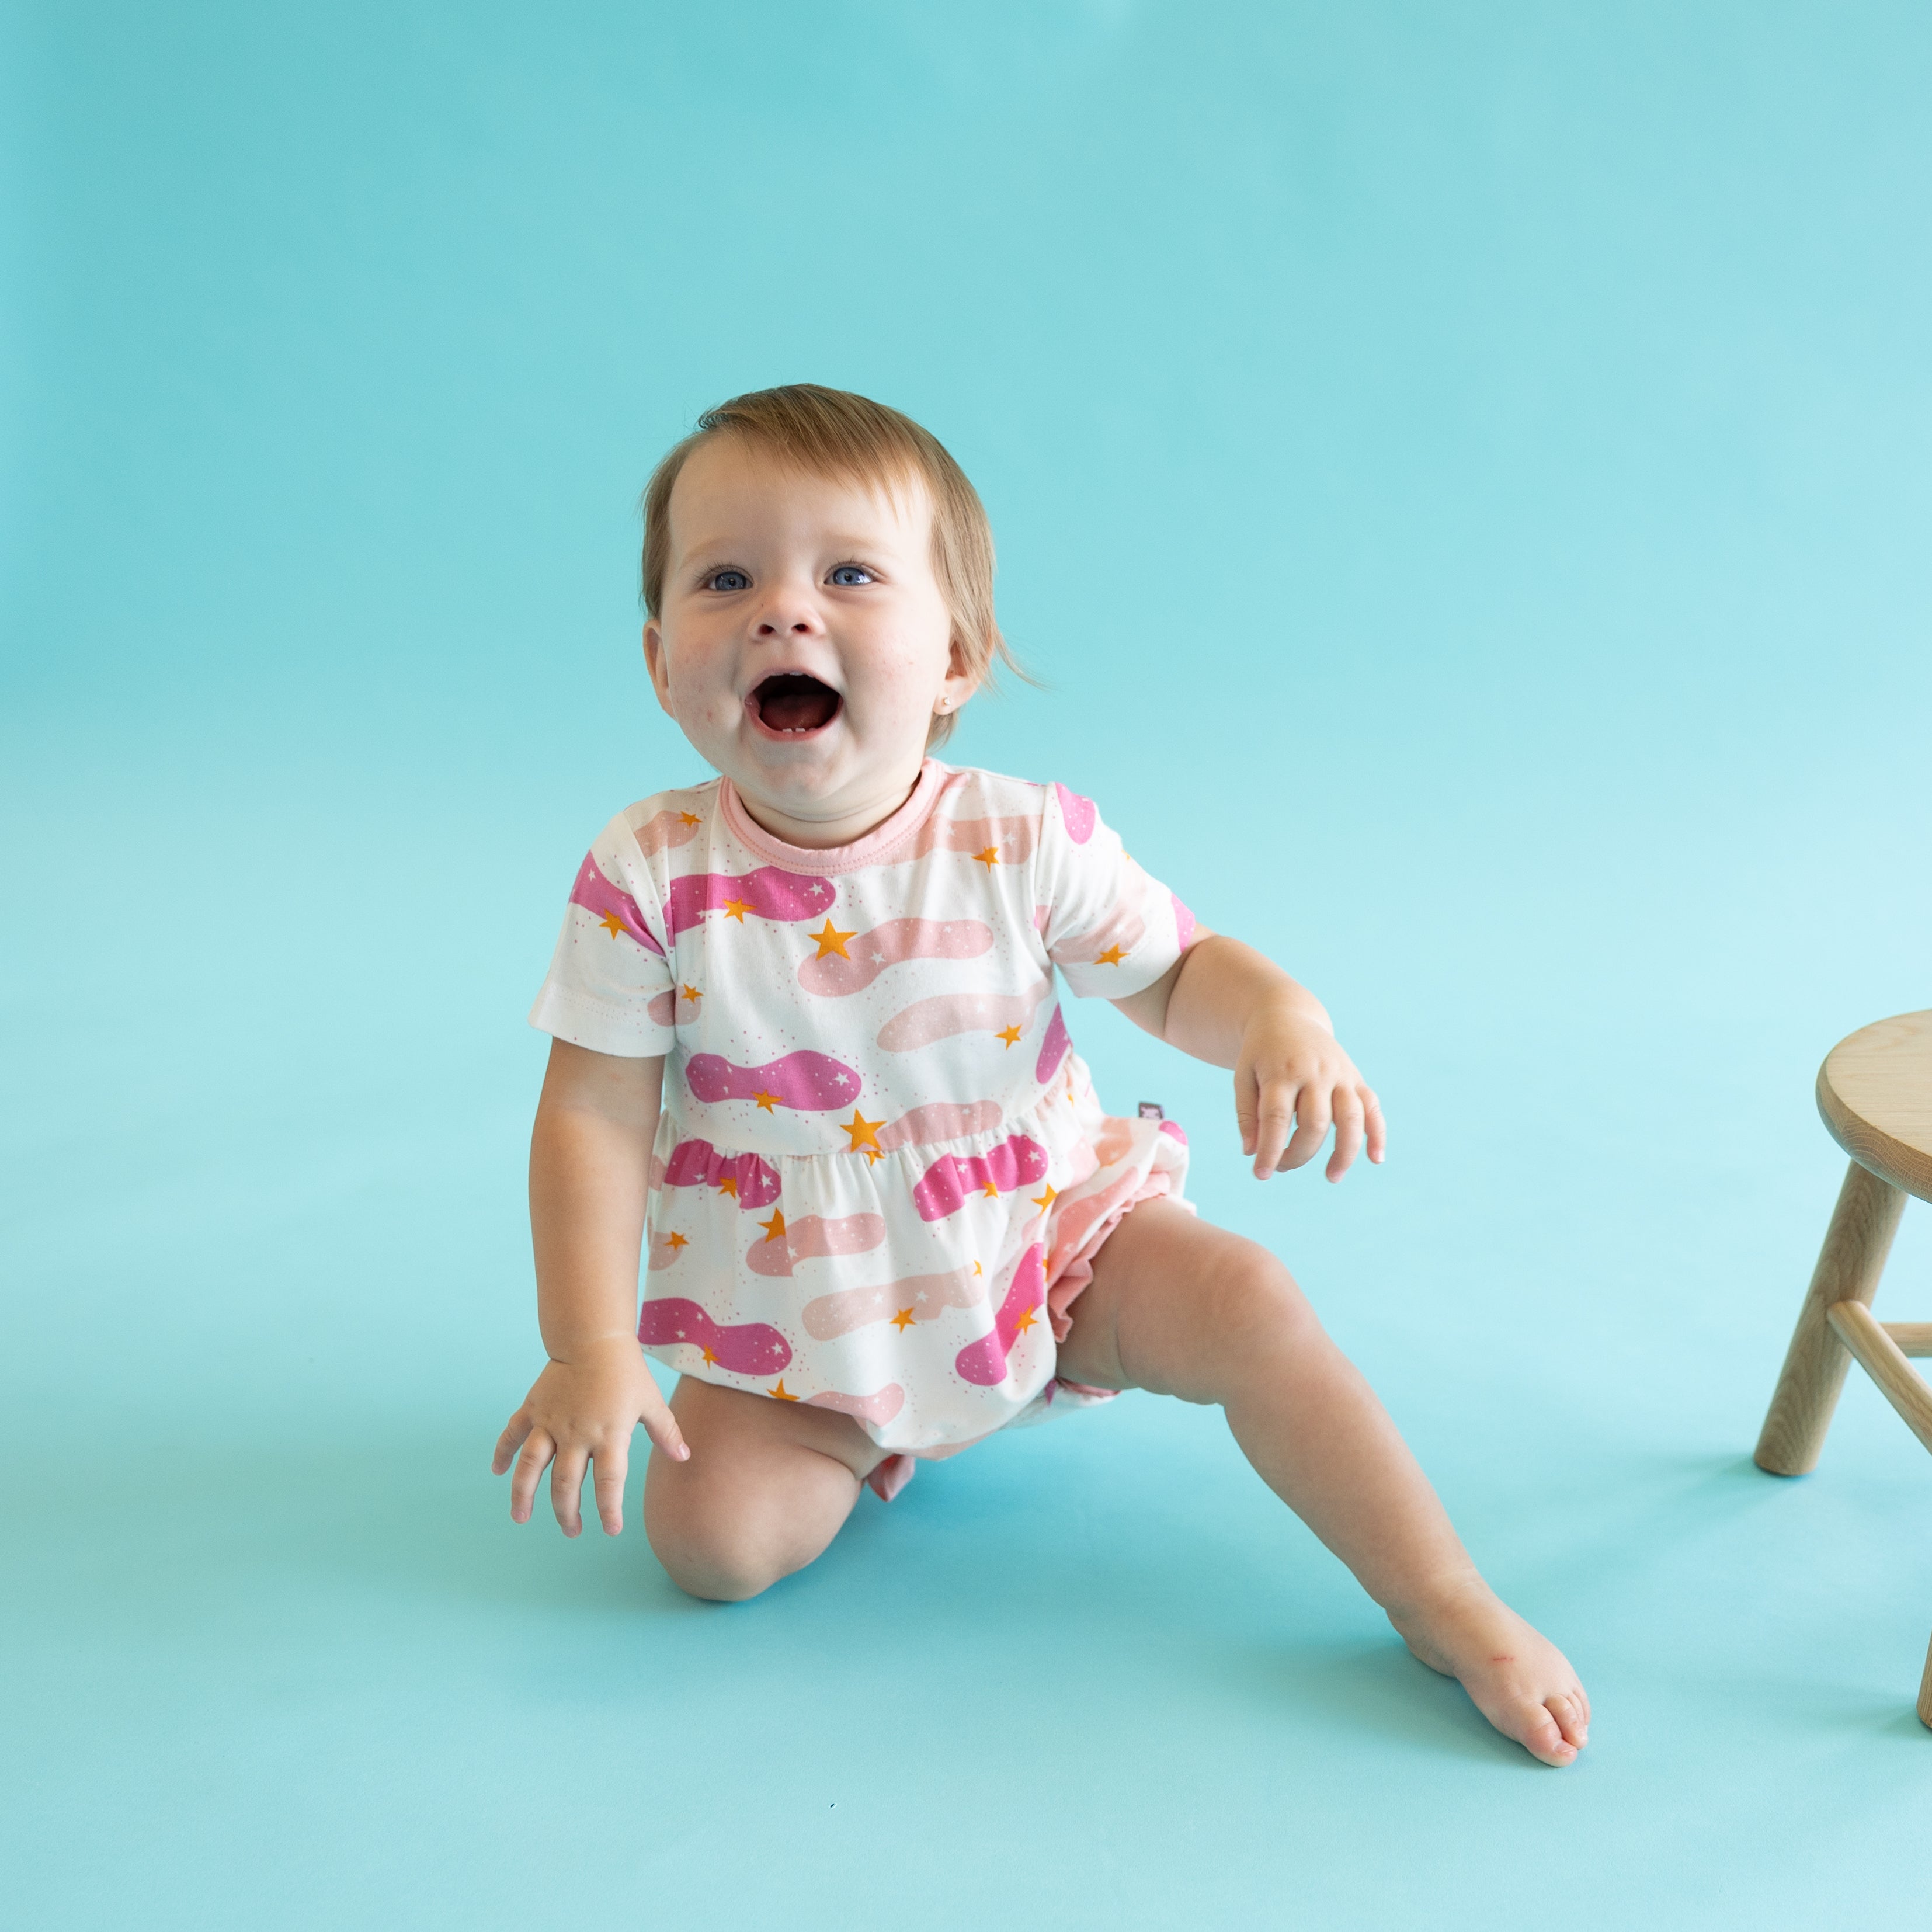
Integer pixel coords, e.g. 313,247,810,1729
1754,1159,1906,1475
1920,1631,1932,1731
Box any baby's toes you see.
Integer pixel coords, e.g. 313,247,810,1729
1514,1699,1579,1767
1548,1688,1589,1750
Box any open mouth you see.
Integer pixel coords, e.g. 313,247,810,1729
749,673,843,736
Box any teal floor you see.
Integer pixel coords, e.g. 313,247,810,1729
8,4,1932,1926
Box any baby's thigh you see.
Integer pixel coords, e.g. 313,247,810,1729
644,1377,882,1602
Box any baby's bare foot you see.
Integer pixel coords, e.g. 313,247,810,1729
1388,1572,1590,1767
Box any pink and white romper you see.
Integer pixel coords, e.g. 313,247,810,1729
529,760,1195,1495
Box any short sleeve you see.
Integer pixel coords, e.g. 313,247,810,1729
527,814,679,1057
1036,781,1197,1000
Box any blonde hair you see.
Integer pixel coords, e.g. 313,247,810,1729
641,384,1022,748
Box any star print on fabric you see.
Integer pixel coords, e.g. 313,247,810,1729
996,1024,1023,1048
678,811,702,826
715,1175,739,1199
664,1232,689,1250
701,1345,718,1365
598,911,626,938
981,1179,1000,1198
1094,944,1127,966
891,1308,916,1332
721,899,752,922
842,1110,884,1155
1032,1184,1058,1213
863,1148,882,1165
758,1210,786,1243
753,1090,780,1111
972,846,1000,868
972,1260,982,1276
811,919,856,960
681,984,702,1005
771,1380,799,1401
1012,1307,1038,1335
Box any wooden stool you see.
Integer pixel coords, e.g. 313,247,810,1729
1755,1010,1932,1723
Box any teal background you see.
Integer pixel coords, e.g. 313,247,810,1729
6,3,1932,1925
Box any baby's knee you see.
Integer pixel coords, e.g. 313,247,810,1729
645,1503,785,1604
1203,1241,1323,1356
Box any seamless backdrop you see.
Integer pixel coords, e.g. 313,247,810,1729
5,5,1932,1928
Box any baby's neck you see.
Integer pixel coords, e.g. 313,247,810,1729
729,765,927,851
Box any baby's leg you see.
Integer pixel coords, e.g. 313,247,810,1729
1057,1199,1590,1766
644,1377,884,1601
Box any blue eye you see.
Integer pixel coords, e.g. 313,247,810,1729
828,565,874,587
707,568,750,592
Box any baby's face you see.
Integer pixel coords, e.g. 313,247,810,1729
645,437,972,832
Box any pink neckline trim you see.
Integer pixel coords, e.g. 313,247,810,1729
720,762,947,875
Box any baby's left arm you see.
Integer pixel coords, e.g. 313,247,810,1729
1112,932,1386,1182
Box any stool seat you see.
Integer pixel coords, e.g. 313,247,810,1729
1818,1009,1932,1204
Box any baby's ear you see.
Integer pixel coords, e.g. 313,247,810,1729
642,621,676,716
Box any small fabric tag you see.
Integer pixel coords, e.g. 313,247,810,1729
1137,1101,1165,1120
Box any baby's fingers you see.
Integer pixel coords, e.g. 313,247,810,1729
1278,1084,1333,1173
592,1441,631,1536
1362,1086,1387,1163
509,1427,555,1524
640,1389,691,1464
1326,1086,1365,1181
492,1408,533,1476
1245,1075,1302,1179
551,1443,590,1537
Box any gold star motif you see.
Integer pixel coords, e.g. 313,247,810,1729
599,910,626,938
721,898,752,922
891,1308,916,1332
972,1260,982,1277
663,1231,688,1251
771,1379,798,1401
715,1175,738,1199
758,1210,786,1243
842,1110,884,1155
753,1090,780,1111
981,1179,1000,1198
701,1345,718,1364
1094,943,1127,966
863,1147,881,1165
1012,1307,1038,1335
678,811,702,826
972,846,1000,868
681,984,702,1004
996,1024,1022,1048
1032,1184,1058,1213
810,919,856,960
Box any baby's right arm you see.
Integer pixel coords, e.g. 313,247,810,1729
491,1039,690,1535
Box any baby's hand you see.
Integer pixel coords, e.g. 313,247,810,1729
1234,1006,1387,1182
491,1336,689,1536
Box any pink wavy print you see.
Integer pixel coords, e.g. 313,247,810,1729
663,866,836,938
638,1297,791,1377
801,1266,986,1341
660,1138,782,1210
912,1134,1050,1221
684,1048,861,1111
631,807,706,855
569,852,665,957
1159,1118,1187,1146
798,917,993,996
1171,893,1196,951
955,1243,1047,1386
908,812,1037,867
1066,889,1146,967
747,1210,888,1278
1054,783,1097,844
876,978,1050,1053
1035,1005,1071,1084
877,1100,1004,1152
647,1229,686,1271
807,1384,906,1427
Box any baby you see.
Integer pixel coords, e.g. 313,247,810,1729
493,384,1590,1767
